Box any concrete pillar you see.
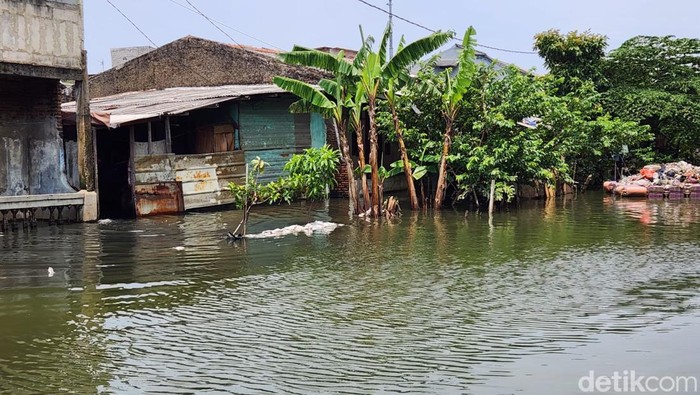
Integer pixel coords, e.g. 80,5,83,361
78,190,98,222
76,50,96,191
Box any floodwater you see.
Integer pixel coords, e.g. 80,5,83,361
1,193,700,394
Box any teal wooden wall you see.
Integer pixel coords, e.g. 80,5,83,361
240,97,318,182
311,113,326,148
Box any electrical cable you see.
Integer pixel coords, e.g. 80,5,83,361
104,0,158,47
354,0,538,55
166,0,284,51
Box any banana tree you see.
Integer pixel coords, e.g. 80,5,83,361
273,74,360,214
358,24,453,215
275,47,361,213
434,27,478,209
277,39,376,214
348,82,371,211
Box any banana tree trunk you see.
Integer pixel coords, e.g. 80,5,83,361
334,120,359,214
354,123,371,212
434,118,454,209
390,105,420,210
367,95,381,218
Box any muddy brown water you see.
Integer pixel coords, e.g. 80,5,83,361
1,193,699,394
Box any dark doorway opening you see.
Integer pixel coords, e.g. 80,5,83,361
96,129,134,218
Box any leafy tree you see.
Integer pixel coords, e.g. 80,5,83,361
534,29,608,93
379,28,452,210
603,35,700,161
348,81,371,210
276,26,450,216
377,61,445,206
389,60,649,206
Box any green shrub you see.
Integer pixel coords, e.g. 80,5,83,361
227,146,340,208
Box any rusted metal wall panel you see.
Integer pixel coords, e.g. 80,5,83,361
171,152,245,210
177,166,219,195
134,182,184,216
133,152,245,213
134,154,175,184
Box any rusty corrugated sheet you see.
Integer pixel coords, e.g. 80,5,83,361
133,152,245,213
172,152,245,210
61,84,286,128
134,182,184,216
133,152,244,213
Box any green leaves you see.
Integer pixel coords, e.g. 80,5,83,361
604,35,700,160
273,76,335,109
384,30,454,79
534,29,608,93
228,146,340,208
279,49,355,76
443,26,477,107
284,145,340,200
251,156,267,174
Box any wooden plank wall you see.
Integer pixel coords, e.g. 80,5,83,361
240,98,318,183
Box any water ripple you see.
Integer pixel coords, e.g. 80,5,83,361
1,195,700,393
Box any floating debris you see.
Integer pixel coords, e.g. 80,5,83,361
47,267,55,277
245,221,342,239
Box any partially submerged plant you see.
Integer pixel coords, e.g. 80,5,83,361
227,147,341,235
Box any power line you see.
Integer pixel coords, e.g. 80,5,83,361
166,0,284,50
104,0,157,47
354,0,538,55
182,0,242,46
182,0,284,59
476,43,538,55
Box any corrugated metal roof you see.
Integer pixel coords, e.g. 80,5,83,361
61,84,286,128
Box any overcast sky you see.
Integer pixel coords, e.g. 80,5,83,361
84,0,700,74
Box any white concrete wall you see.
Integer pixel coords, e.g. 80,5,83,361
111,46,155,68
0,0,83,70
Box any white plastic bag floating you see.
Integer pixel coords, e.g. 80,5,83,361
246,221,342,239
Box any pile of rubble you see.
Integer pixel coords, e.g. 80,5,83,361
604,161,700,198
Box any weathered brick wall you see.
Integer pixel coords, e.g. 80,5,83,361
0,75,73,195
325,119,350,198
90,36,328,98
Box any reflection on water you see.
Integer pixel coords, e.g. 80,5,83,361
1,194,700,394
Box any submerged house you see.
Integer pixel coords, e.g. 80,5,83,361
62,36,332,218
0,0,96,226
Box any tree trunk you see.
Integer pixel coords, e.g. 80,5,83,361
367,95,381,218
434,118,454,209
354,123,371,212
334,120,359,214
389,104,420,210
488,178,496,216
